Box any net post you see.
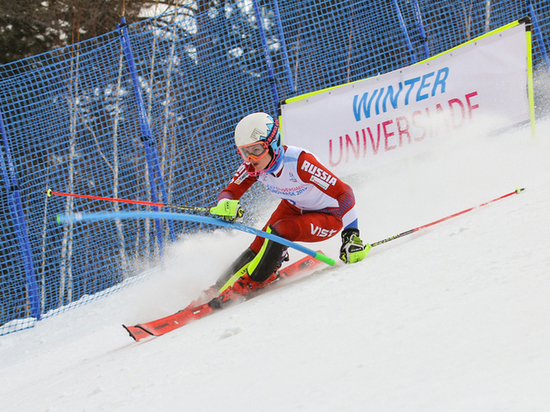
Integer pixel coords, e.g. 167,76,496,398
0,106,41,320
252,0,280,113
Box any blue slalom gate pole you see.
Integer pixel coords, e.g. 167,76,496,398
57,211,335,266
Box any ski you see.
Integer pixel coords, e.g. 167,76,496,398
123,253,326,341
123,302,215,341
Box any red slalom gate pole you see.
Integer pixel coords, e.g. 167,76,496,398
46,189,210,213
370,188,525,248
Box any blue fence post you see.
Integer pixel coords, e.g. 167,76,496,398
117,17,176,255
412,0,430,59
529,3,550,74
272,0,295,96
392,0,417,64
252,0,280,113
0,107,41,320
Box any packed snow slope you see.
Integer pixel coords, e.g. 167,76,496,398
1,115,549,412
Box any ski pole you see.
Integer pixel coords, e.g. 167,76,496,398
45,189,209,213
57,211,336,266
369,188,525,248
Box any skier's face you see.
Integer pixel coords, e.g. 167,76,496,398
250,151,272,171
238,141,269,162
237,141,272,171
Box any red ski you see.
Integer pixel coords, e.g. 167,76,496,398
123,253,327,341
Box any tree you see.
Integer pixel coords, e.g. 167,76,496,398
0,0,143,65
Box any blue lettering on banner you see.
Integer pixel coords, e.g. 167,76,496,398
404,77,421,105
383,83,403,112
353,67,450,121
416,72,434,101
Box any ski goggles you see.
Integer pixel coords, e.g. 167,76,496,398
237,141,269,162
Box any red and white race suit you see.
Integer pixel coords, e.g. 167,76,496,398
219,145,359,254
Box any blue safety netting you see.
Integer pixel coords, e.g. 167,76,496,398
1,0,549,335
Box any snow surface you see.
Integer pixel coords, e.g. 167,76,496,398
1,114,550,411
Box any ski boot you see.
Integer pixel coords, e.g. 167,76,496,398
209,271,279,309
184,285,218,310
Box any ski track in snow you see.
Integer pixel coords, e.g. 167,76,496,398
1,118,550,412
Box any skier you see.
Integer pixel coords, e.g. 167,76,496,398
197,112,370,306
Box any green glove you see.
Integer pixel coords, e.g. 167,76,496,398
210,199,244,222
340,228,371,264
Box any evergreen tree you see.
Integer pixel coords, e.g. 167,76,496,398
0,0,143,65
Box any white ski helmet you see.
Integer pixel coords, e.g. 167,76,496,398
234,112,282,163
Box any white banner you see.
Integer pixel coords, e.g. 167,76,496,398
281,22,530,177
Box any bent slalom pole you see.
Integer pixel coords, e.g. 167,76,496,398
369,188,525,248
46,189,209,213
57,211,336,266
